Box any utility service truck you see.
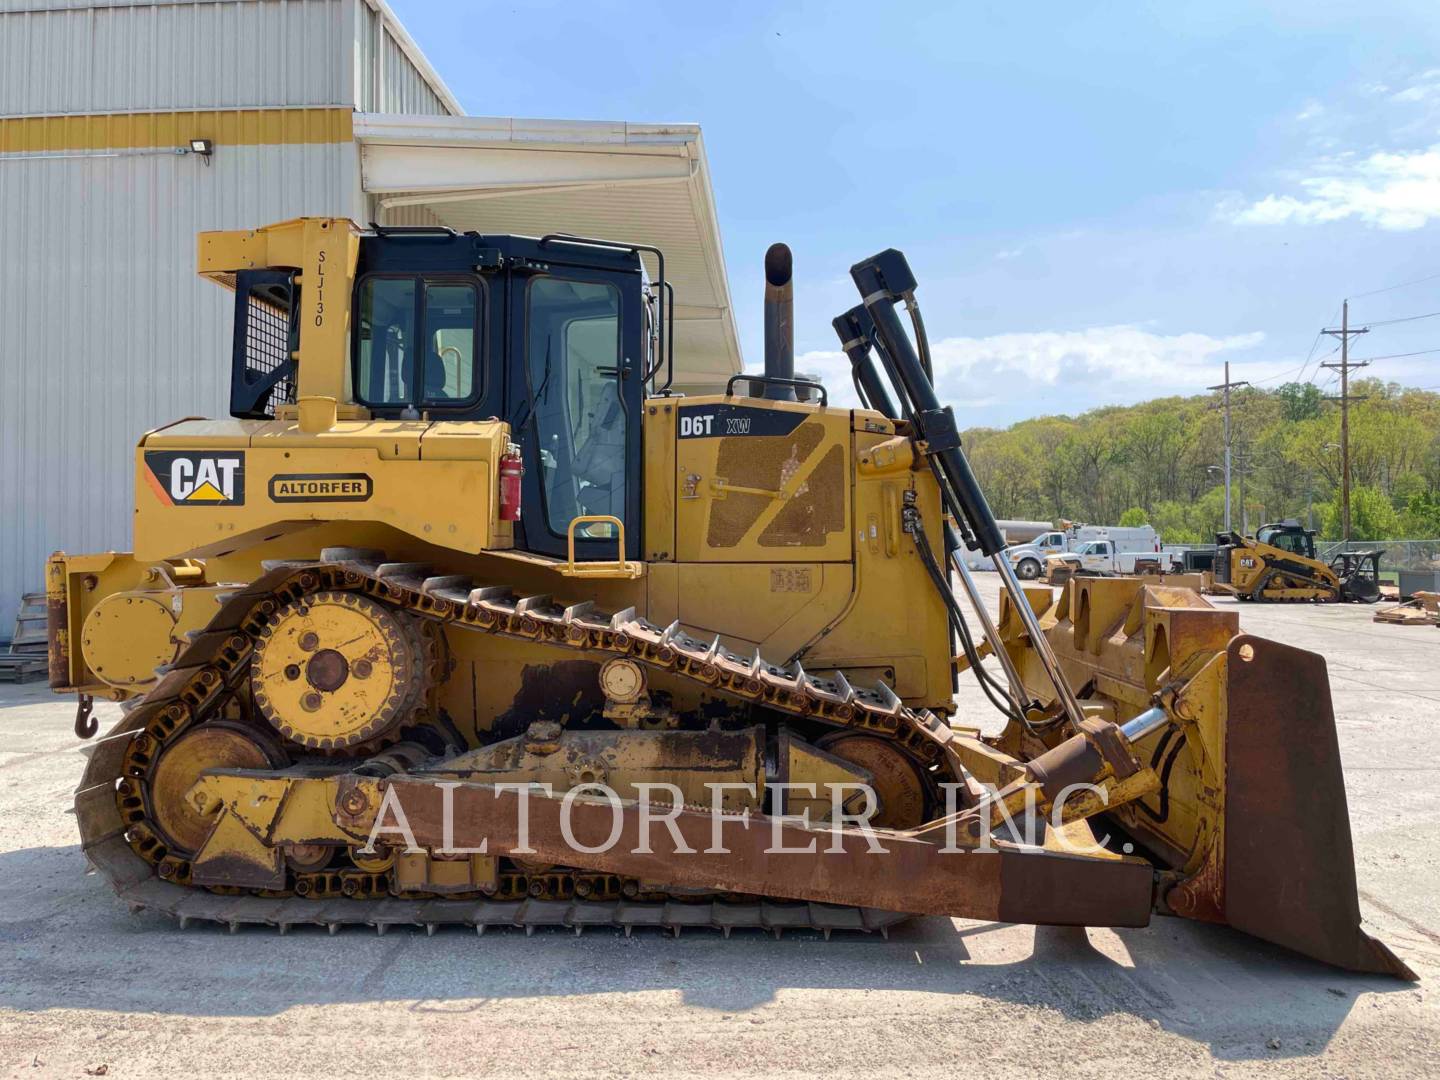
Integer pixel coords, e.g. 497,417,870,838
1006,522,1163,580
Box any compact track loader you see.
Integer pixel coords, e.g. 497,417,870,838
1215,521,1382,603
50,219,1412,978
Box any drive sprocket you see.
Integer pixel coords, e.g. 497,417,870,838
251,590,425,749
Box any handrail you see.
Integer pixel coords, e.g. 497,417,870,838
367,222,458,237
538,233,671,393
724,374,827,406
565,515,638,578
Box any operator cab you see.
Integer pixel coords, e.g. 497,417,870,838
227,227,666,564
1256,520,1316,560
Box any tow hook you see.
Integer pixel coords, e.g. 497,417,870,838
74,693,97,740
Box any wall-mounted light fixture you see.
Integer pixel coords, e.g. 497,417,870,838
2,142,220,165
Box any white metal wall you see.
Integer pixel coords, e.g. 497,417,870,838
0,0,459,634
377,21,448,114
0,0,351,114
0,142,362,630
353,5,450,115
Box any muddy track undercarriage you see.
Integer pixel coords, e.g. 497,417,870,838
1239,567,1339,603
74,548,956,937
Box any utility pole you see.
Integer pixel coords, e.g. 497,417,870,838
1321,302,1369,543
1234,454,1251,535
1208,360,1250,534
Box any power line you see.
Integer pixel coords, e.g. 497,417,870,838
1349,346,1440,362
1303,343,1341,387
1251,364,1307,386
1252,340,1343,386
1296,307,1341,385
1360,309,1440,328
1348,269,1440,300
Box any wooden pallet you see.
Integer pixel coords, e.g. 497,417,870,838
1373,592,1440,627
0,593,48,681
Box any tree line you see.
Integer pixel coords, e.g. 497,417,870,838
961,379,1440,543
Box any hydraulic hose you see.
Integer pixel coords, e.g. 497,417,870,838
850,248,1087,734
906,298,934,383
902,498,1023,726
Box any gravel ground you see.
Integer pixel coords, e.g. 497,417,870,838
0,577,1434,1078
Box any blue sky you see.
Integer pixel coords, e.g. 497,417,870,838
390,0,1440,423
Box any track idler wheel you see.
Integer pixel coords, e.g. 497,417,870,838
817,733,929,829
251,591,427,750
148,721,289,856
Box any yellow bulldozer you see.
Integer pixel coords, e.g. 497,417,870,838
48,218,1411,977
1215,521,1383,603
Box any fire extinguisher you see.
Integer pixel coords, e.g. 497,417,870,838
498,442,524,522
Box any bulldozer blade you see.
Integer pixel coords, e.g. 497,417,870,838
378,776,1158,930
1167,635,1416,980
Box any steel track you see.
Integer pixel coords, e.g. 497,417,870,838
73,548,947,938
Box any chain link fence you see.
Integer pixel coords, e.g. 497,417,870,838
1318,539,1440,569
1318,539,1440,591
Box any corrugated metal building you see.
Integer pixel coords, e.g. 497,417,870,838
0,0,739,633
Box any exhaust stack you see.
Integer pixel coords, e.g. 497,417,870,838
762,242,796,400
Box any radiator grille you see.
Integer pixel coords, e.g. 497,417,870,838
759,444,846,547
706,424,828,549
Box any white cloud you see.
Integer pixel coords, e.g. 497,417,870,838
1228,68,1440,231
1390,69,1440,104
794,325,1265,412
1227,145,1440,231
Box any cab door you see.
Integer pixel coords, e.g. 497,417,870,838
1080,541,1111,573
506,266,644,562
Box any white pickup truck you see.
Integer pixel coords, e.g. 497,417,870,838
1006,529,1073,578
956,520,1053,571
1006,523,1165,580
1046,538,1175,577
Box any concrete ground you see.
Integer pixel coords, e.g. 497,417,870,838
0,578,1435,1078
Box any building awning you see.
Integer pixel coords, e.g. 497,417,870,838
355,113,742,392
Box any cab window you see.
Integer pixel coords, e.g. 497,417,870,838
525,277,625,538
355,276,482,410
1274,532,1308,556
355,278,416,406
424,283,478,403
